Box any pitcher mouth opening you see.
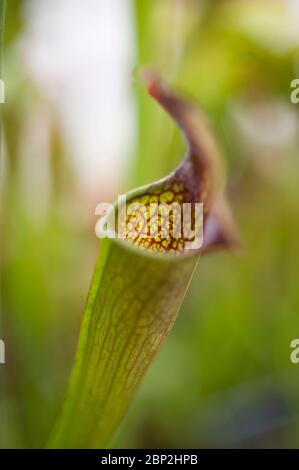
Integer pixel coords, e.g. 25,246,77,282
95,193,204,256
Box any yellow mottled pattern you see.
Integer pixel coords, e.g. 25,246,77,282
117,181,199,254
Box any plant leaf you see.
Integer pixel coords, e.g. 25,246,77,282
49,71,235,448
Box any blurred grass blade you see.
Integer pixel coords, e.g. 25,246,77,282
49,72,235,448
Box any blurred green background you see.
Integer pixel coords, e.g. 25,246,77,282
1,0,299,448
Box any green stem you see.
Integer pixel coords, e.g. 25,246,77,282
0,0,6,78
